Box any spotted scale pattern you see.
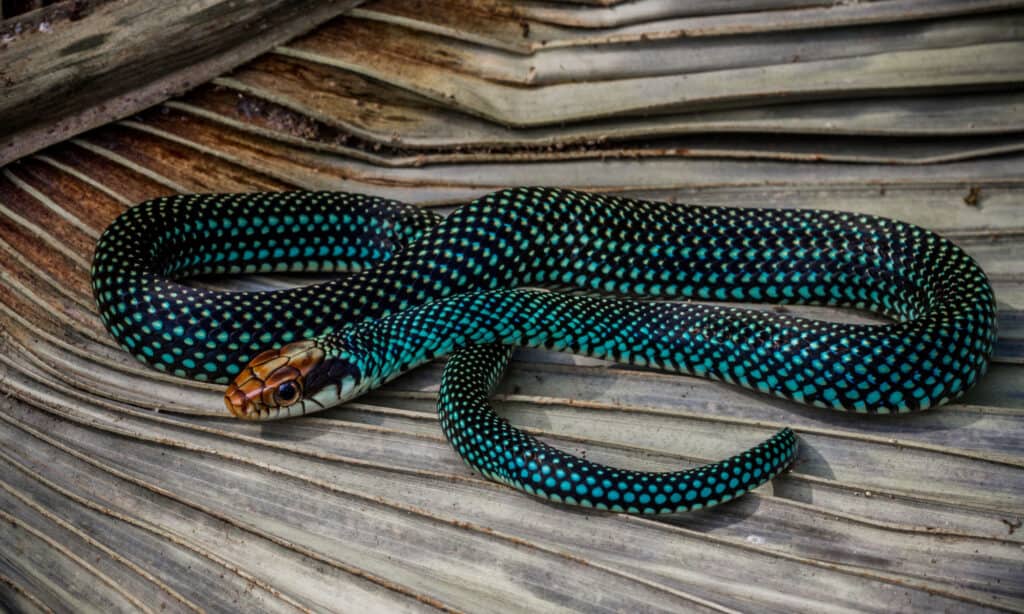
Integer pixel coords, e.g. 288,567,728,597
93,187,997,513
92,191,442,381
314,285,994,417
439,344,796,514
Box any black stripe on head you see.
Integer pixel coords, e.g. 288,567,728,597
303,356,363,397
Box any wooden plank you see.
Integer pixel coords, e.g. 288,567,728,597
353,0,1024,52
309,12,1024,86
199,64,1024,147
155,95,1024,167
0,0,365,166
515,0,834,29
279,37,1024,126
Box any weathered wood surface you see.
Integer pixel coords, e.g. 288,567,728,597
1,1,1023,612
0,0,365,167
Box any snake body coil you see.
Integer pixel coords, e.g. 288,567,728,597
92,188,997,513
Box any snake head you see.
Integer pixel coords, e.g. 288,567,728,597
225,340,326,420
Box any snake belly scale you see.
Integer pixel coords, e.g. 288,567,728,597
91,188,997,514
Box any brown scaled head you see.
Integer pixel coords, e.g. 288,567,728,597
225,340,325,420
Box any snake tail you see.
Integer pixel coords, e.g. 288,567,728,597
439,344,797,514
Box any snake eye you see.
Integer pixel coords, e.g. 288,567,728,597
275,381,300,404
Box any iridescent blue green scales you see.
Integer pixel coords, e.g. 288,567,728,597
443,347,796,513
91,188,997,513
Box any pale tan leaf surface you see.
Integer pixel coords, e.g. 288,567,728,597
1,1,1023,612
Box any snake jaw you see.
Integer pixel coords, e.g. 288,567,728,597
224,340,325,420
